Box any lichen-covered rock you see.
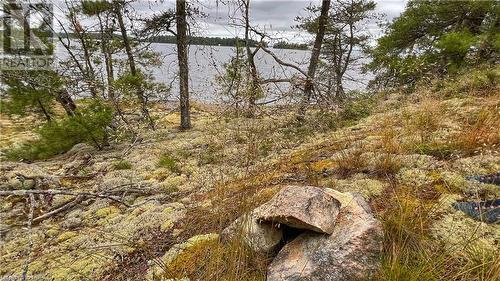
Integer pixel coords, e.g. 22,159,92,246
398,154,442,170
221,209,283,254
256,186,340,234
452,155,500,175
267,190,383,281
62,143,95,159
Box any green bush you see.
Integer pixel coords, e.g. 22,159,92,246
338,97,374,125
4,101,113,161
438,66,499,97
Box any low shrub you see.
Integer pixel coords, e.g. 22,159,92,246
3,101,113,161
437,66,500,98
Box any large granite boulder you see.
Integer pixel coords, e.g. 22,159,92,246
221,209,283,254
256,186,341,234
267,189,383,281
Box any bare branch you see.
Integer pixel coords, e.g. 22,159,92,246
259,46,308,77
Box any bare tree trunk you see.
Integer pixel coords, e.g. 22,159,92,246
335,75,345,99
297,0,331,121
56,90,77,116
67,12,99,98
98,14,115,101
114,1,155,129
176,0,191,129
243,0,260,117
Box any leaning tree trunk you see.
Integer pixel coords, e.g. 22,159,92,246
243,0,259,118
114,1,154,129
176,0,191,129
297,0,331,121
37,98,52,122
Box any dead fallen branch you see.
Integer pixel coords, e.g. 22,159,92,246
0,189,132,206
21,194,35,281
32,195,86,224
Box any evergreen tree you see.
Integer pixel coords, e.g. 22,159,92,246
367,0,499,89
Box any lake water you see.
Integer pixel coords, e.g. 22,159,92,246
148,43,311,102
55,43,368,102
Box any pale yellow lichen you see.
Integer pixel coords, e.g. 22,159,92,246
324,176,386,199
57,231,77,243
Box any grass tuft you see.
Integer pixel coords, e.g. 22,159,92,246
157,153,181,173
112,160,132,170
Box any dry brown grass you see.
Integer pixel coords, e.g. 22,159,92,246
333,147,368,178
402,97,443,144
452,106,500,155
372,116,403,176
160,237,269,281
374,184,500,281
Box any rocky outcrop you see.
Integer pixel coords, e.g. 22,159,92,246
267,189,383,281
63,143,96,159
221,186,384,281
256,186,341,234
221,210,283,254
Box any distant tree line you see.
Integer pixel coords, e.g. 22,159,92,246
145,35,264,47
58,33,266,48
273,41,308,50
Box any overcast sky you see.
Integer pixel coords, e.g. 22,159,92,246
3,0,408,43
129,0,408,42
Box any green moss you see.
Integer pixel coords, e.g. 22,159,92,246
94,206,121,222
413,141,454,159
